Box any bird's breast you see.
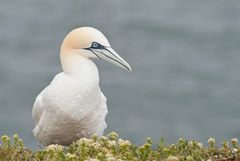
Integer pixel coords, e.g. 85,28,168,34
45,73,103,121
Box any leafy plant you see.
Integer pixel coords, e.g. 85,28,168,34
0,133,239,161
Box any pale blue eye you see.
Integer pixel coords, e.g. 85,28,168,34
92,42,100,49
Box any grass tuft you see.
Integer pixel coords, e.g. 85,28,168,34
0,133,240,161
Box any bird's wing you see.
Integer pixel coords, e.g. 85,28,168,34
98,91,108,130
32,87,48,125
100,91,108,113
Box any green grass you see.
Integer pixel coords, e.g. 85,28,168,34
0,132,239,161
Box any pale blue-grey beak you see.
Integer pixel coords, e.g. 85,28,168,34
93,47,132,72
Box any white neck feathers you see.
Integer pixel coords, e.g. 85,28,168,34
60,51,99,85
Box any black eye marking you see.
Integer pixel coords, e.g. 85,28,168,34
91,42,104,49
92,42,99,48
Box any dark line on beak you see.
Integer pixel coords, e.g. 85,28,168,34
104,47,119,60
94,50,130,70
84,48,102,59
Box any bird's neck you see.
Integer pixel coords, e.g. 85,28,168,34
60,52,99,85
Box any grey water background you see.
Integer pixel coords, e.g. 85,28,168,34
0,0,240,149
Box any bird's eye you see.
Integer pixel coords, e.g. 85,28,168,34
92,42,100,49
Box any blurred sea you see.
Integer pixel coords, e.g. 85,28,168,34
0,0,240,149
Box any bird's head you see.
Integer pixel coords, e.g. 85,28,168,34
60,27,131,72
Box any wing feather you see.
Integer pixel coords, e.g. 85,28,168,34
32,87,48,125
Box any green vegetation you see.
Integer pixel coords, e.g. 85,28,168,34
0,132,239,161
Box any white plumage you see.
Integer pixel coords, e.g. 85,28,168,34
32,27,131,146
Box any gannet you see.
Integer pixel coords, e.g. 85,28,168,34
32,27,131,146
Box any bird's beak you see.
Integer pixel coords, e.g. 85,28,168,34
93,47,132,72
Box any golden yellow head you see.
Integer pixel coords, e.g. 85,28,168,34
60,27,131,71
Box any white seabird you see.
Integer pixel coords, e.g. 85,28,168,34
32,27,131,146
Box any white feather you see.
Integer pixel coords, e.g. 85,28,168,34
33,71,107,146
